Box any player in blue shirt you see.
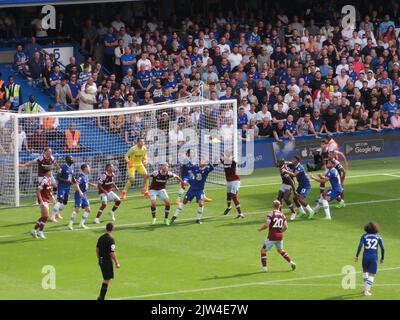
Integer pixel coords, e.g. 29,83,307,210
68,164,96,230
282,156,315,219
50,155,76,222
355,221,385,296
171,159,217,225
175,149,195,205
310,159,345,220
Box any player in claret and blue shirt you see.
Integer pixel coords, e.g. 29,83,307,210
310,159,345,220
171,158,217,225
355,221,385,296
68,164,96,230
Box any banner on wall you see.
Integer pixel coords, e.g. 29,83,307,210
43,46,73,69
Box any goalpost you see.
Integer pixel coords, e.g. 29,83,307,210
0,99,238,207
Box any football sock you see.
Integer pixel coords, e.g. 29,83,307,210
305,204,313,213
261,251,267,267
164,205,170,219
177,188,185,199
319,183,325,194
111,200,120,212
362,272,368,282
123,180,131,193
70,211,77,223
151,205,156,218
52,202,64,217
280,250,292,263
365,276,374,291
39,216,48,231
322,199,331,218
173,203,185,217
288,203,295,213
80,212,89,224
314,197,323,211
98,282,108,300
297,206,306,214
197,206,204,220
232,194,241,214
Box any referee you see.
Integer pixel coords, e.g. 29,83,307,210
96,222,120,300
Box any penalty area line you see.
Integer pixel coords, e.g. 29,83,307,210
0,197,399,239
111,266,400,300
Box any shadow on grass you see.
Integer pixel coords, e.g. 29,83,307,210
325,292,364,300
1,221,36,228
0,237,39,245
201,270,293,281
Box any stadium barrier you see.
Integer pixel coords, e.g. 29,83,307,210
248,129,400,169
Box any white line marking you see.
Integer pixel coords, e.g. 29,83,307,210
1,197,399,239
384,174,400,178
111,266,400,300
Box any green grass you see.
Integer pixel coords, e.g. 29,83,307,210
0,157,400,300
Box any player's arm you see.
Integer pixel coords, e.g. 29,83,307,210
124,147,134,166
110,240,120,268
57,169,72,185
96,246,100,259
98,179,108,195
89,182,97,188
336,151,349,170
282,220,288,232
354,237,364,262
142,148,148,166
112,181,120,192
20,159,37,168
36,186,44,206
379,238,385,263
310,173,328,184
258,217,271,232
74,177,83,197
282,168,298,177
173,174,183,184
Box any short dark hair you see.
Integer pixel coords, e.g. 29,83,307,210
106,222,114,232
81,163,88,171
293,155,301,162
364,221,379,234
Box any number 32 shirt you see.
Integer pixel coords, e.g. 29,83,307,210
356,233,385,261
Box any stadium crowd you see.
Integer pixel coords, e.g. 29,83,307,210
0,0,400,148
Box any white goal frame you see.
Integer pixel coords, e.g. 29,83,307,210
5,98,238,207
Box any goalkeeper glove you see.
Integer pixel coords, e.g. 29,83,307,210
127,160,134,168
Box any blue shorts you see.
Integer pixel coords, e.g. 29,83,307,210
57,187,70,204
74,192,90,209
326,188,343,201
296,185,311,197
184,189,205,202
362,257,378,274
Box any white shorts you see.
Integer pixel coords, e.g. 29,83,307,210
263,239,283,251
149,189,169,201
100,191,120,203
38,175,57,186
279,184,292,192
226,180,240,194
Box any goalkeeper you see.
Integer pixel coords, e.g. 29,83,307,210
121,137,150,199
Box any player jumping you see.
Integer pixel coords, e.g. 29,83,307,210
328,150,348,206
176,149,213,204
258,200,296,272
176,149,195,205
221,151,243,218
95,164,121,224
171,159,217,225
276,159,297,220
68,164,96,230
31,169,54,239
149,162,183,225
50,155,76,222
282,156,315,219
355,221,385,296
309,159,345,220
20,147,59,207
121,137,150,199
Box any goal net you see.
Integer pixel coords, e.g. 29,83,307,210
0,98,238,207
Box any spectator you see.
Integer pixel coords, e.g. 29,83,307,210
81,19,98,56
390,111,400,129
339,112,356,132
256,104,272,123
382,94,398,118
381,111,393,129
109,114,125,135
79,83,97,110
55,76,73,107
311,108,325,135
297,113,316,136
370,111,382,131
124,114,141,145
64,122,81,152
257,117,273,138
356,112,371,131
323,106,340,133
11,125,31,153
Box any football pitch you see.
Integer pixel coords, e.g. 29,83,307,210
0,157,399,300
